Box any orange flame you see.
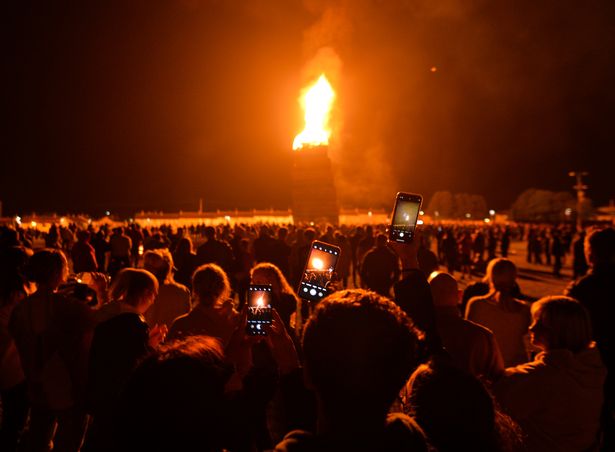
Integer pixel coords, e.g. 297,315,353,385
293,74,335,150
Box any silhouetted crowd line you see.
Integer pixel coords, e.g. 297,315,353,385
0,221,614,451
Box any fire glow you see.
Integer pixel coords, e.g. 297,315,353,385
293,74,335,150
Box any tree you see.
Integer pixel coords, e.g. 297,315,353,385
510,189,575,222
426,191,454,218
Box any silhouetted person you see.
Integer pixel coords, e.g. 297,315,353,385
108,227,132,278
85,269,165,452
71,230,98,274
550,229,563,277
405,361,521,452
360,234,400,296
113,337,231,451
443,230,458,274
196,226,234,276
500,228,511,258
566,227,615,449
143,249,191,330
10,250,94,451
276,290,428,451
572,230,589,279
466,259,531,367
429,272,504,380
172,236,197,289
494,296,606,452
168,264,237,345
0,246,30,451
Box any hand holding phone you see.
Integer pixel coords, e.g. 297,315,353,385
246,284,273,336
298,240,341,302
389,192,422,244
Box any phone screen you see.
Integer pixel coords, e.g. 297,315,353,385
246,284,273,336
298,241,341,302
389,192,422,244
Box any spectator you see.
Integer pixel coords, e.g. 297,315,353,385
168,264,236,345
71,230,98,274
566,227,615,448
9,249,94,451
494,296,606,451
250,262,301,334
466,258,531,367
143,249,191,330
196,226,234,276
429,272,504,380
360,234,400,296
85,268,165,452
113,336,232,451
108,227,132,278
0,247,30,450
172,236,197,289
276,289,428,451
572,230,589,279
405,361,521,452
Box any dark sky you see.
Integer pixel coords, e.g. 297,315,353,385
3,0,615,217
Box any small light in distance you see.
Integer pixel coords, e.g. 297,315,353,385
15,216,22,225
565,208,572,216
105,210,110,216
465,213,471,218
417,219,424,225
430,66,437,72
489,209,496,216
368,211,373,217
31,221,37,228
484,218,491,223
224,215,231,222
419,210,424,216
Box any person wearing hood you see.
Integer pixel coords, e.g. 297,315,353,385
494,296,606,452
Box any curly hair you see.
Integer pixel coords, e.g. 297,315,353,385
302,289,420,411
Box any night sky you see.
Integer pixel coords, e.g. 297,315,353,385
3,0,615,217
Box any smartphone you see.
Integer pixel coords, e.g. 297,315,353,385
389,192,423,244
298,240,341,302
246,284,273,336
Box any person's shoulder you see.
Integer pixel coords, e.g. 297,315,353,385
162,281,190,295
460,317,495,341
466,294,491,310
275,430,316,452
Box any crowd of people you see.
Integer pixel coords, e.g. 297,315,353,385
0,219,613,451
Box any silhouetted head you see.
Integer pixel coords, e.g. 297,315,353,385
204,226,216,240
407,362,517,452
529,296,593,352
110,268,159,314
376,233,388,248
304,228,316,243
192,264,230,307
585,227,615,268
25,249,68,290
277,227,288,240
250,262,296,298
428,272,459,308
115,336,230,451
485,258,517,294
303,289,419,420
143,249,174,284
76,230,90,242
175,237,193,256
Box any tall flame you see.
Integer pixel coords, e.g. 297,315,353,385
293,74,335,150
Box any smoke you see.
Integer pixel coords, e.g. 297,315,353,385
297,0,615,208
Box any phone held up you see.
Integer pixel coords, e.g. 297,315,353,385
246,284,273,336
298,240,341,302
389,192,423,244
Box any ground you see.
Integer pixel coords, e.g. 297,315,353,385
455,239,571,300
